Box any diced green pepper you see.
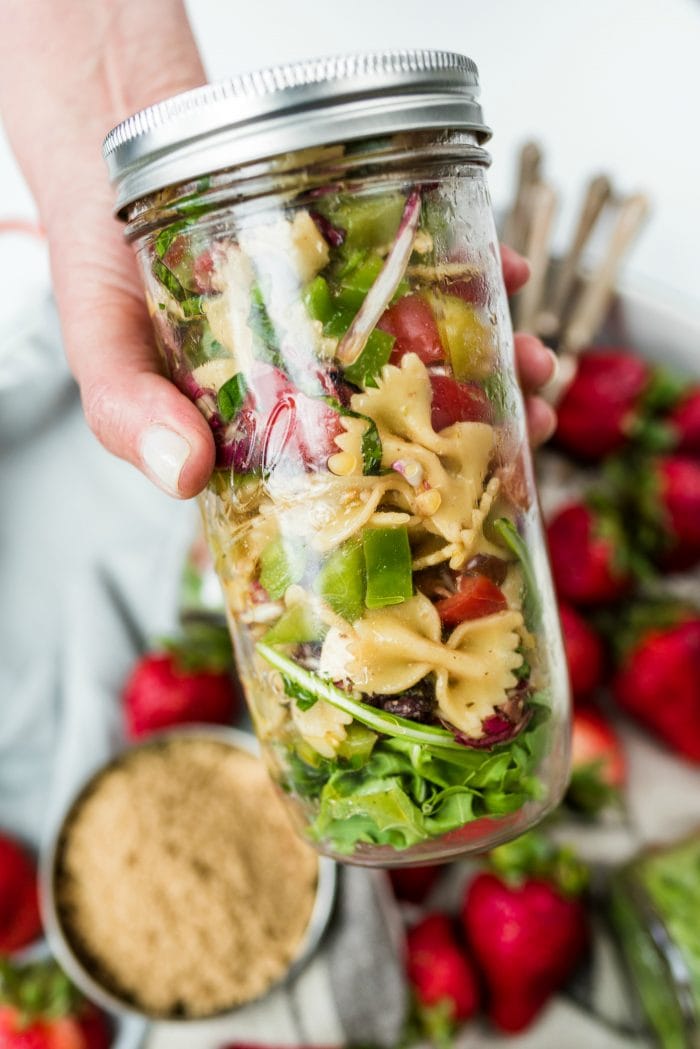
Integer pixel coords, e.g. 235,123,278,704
324,193,406,251
363,526,413,608
262,603,326,645
343,329,395,388
334,253,384,311
258,537,306,599
333,250,409,311
217,373,248,422
303,275,334,324
336,723,379,766
316,540,366,621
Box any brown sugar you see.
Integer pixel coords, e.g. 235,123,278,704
54,737,319,1017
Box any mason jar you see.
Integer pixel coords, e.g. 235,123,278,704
104,50,570,865
609,834,700,1049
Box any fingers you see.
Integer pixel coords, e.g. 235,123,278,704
514,332,558,392
64,282,215,498
513,332,559,447
500,244,530,295
81,365,216,498
526,395,557,447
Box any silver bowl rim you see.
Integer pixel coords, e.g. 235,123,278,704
39,723,337,1022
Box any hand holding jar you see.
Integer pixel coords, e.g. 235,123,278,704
103,52,570,864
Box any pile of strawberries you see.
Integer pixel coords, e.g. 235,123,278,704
548,346,700,764
396,831,590,1042
0,832,112,1048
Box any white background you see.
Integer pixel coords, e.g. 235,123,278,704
1,0,699,321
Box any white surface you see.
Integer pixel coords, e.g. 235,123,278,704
1,0,700,318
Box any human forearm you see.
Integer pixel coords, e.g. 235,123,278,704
0,0,204,222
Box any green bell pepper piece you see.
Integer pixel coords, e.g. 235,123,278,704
325,193,406,251
258,537,306,599
336,723,378,765
333,253,385,311
342,329,395,389
325,309,394,387
363,526,413,608
262,603,326,646
316,540,366,621
303,275,334,324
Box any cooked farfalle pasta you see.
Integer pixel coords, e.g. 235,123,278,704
291,698,353,758
346,594,443,694
351,354,495,559
332,415,367,475
434,610,524,736
336,594,524,736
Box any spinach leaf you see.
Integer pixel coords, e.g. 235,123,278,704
281,674,319,712
217,373,248,422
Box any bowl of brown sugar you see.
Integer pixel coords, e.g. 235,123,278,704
40,727,335,1020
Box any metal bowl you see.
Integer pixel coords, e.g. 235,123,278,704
39,724,336,1024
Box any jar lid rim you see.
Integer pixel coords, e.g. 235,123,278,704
103,49,490,213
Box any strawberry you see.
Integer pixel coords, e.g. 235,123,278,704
123,624,239,739
567,708,625,814
611,453,700,570
0,833,41,953
406,913,479,1042
558,602,605,702
667,387,700,457
547,502,631,606
389,864,442,904
610,601,700,764
655,455,700,563
555,348,650,460
0,960,111,1049
462,833,588,1033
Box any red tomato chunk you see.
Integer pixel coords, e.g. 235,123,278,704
436,574,507,626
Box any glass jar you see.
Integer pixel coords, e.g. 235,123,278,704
609,834,700,1049
104,51,570,865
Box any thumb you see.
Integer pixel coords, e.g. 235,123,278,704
56,238,215,497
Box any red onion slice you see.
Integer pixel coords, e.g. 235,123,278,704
336,191,422,366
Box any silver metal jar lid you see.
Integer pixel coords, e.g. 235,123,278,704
103,49,490,213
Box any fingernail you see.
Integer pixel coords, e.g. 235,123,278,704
545,348,560,383
140,425,190,496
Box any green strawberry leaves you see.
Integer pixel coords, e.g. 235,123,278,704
488,829,589,898
0,958,83,1024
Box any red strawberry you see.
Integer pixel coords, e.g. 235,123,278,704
613,614,700,764
558,602,605,702
567,708,625,814
123,625,238,739
406,913,479,1023
463,835,588,1034
0,960,112,1049
75,1008,111,1049
555,348,650,460
0,834,41,953
656,455,700,563
547,503,631,606
667,387,700,457
389,864,442,904
463,871,587,1032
